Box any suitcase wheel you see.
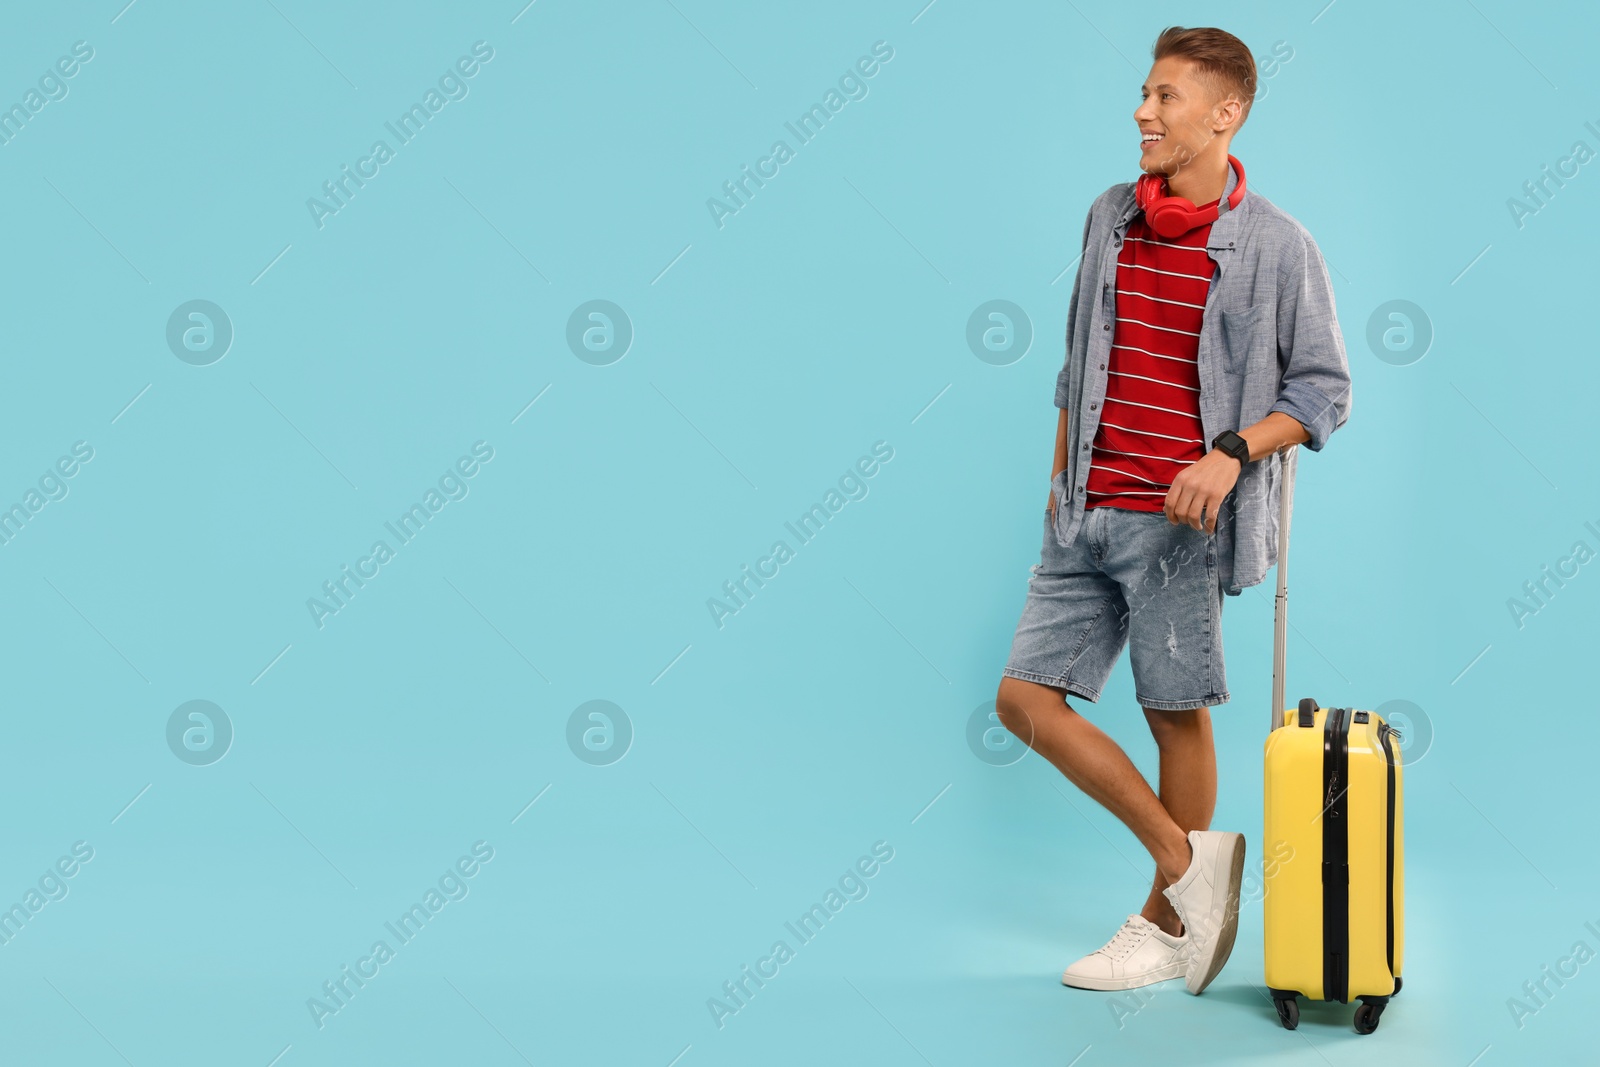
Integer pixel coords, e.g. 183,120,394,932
1273,994,1299,1030
1354,998,1387,1034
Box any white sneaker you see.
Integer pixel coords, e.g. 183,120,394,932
1060,914,1191,990
1162,829,1246,994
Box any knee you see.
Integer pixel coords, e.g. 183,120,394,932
1143,705,1210,747
995,676,1061,738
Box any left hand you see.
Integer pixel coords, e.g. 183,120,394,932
1164,450,1241,534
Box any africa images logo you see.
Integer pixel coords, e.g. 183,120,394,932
306,841,495,1030
706,40,894,229
306,41,495,230
307,442,495,629
706,441,893,629
706,841,894,1030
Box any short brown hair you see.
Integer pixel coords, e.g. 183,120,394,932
1152,26,1257,130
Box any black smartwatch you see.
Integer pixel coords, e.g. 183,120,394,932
1211,429,1251,467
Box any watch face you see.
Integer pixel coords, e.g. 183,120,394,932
1215,432,1245,460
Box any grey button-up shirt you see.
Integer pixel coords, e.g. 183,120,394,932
1052,165,1353,595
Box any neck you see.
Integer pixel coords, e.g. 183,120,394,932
1164,153,1230,206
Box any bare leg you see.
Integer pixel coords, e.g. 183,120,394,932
1136,706,1216,937
995,677,1193,890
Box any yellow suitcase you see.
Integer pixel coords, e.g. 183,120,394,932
1262,446,1404,1034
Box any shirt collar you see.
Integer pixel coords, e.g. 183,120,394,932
1216,160,1240,213
1208,161,1244,250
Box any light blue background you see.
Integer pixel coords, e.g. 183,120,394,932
1,1,1595,1063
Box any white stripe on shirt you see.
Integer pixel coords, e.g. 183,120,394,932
1097,420,1204,444
1089,462,1167,487
1102,396,1205,419
1125,235,1213,252
1087,489,1168,497
1108,370,1199,392
1116,288,1207,310
1114,315,1201,337
1111,343,1197,365
1097,447,1191,464
1122,262,1213,283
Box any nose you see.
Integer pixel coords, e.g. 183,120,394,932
1134,98,1155,124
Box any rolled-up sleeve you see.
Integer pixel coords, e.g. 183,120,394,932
1054,201,1096,410
1270,230,1352,451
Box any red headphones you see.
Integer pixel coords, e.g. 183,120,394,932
1135,154,1246,238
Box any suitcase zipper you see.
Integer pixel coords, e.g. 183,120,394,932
1322,706,1350,1003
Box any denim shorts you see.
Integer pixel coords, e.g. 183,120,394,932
1001,504,1229,711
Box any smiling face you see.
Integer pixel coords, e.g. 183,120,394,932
1135,55,1239,179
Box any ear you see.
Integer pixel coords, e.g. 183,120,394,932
1210,94,1243,134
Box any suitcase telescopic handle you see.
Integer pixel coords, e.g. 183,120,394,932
1270,443,1298,736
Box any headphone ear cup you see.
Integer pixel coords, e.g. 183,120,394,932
1148,199,1193,238
1137,157,1240,237
1137,174,1196,237
1135,173,1164,212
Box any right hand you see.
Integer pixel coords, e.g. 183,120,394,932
1046,487,1057,523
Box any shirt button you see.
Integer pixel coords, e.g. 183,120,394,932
1102,324,1110,331
1090,403,1097,410
1077,486,1084,493
1099,363,1105,369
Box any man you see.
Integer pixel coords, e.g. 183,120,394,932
995,26,1352,995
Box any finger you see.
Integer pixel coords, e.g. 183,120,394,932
1176,487,1200,529
1168,491,1185,526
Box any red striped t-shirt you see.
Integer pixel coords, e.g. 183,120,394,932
1084,198,1221,512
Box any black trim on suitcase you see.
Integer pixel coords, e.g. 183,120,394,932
1322,707,1350,1004
1378,721,1398,987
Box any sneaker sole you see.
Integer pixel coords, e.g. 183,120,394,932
1061,964,1187,991
1185,832,1245,995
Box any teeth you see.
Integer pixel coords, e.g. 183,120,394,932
1142,133,1163,141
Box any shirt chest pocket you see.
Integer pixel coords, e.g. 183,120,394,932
1217,304,1273,374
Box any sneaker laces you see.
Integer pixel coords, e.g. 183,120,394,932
1098,916,1156,961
